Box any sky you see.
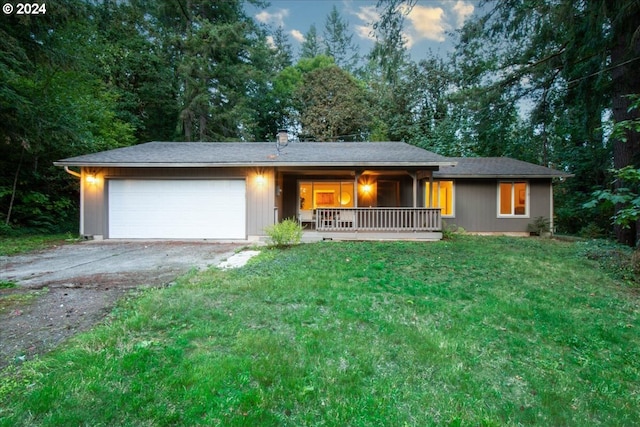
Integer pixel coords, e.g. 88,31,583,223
247,0,478,61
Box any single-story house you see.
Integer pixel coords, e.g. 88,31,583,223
54,140,570,241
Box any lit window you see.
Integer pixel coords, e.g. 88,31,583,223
299,181,355,210
425,181,454,217
498,182,528,216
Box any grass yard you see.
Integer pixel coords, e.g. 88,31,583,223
0,233,78,256
1,236,639,426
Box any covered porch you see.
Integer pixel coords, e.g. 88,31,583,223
277,167,444,241
300,207,442,241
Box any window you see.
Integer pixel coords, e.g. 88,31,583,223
299,181,354,210
425,180,454,217
498,181,528,216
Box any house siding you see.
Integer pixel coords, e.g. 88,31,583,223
79,167,276,239
447,178,552,233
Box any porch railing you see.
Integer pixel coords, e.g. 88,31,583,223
311,208,441,232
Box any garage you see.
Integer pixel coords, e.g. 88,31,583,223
108,179,246,239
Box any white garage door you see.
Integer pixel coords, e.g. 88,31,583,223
108,179,246,239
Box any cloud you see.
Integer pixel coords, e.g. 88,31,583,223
255,9,289,27
404,5,446,43
265,35,276,49
452,1,474,28
290,29,305,43
351,1,474,47
352,5,378,41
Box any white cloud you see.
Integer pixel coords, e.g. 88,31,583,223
352,5,378,41
351,1,474,48
265,35,276,49
404,4,446,42
255,9,289,27
452,1,474,28
290,29,305,43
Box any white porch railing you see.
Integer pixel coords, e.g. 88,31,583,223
311,208,441,232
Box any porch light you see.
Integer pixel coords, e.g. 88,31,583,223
255,174,266,186
85,174,99,184
361,184,372,194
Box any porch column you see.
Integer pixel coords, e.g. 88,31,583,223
410,172,418,208
429,173,434,208
354,171,361,208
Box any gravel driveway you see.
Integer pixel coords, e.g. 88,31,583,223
0,240,245,368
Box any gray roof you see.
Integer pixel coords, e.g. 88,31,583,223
434,157,572,179
54,141,455,168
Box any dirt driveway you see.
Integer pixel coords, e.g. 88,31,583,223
0,240,244,368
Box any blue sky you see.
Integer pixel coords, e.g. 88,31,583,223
247,0,478,61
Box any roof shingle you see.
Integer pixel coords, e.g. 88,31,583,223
54,141,453,168
434,157,571,178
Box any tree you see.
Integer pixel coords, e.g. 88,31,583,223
270,26,294,71
152,0,272,141
0,0,135,231
369,0,415,86
451,0,640,242
295,66,371,141
301,24,322,59
323,5,359,72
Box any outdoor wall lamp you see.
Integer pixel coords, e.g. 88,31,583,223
85,174,99,185
361,184,372,194
255,174,266,186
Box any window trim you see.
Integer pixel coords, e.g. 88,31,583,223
426,180,455,218
497,180,529,218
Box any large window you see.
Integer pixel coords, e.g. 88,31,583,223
299,181,354,210
425,180,454,217
498,181,528,216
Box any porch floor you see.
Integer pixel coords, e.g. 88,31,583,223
301,230,443,242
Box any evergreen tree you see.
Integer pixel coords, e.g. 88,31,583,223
301,24,322,59
323,5,359,71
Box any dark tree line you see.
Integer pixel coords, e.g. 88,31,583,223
1,0,639,245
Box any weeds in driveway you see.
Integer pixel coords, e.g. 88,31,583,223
1,236,639,426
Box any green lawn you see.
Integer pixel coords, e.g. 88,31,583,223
0,233,78,256
1,236,639,426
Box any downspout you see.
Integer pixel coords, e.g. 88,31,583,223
63,166,84,236
64,166,81,178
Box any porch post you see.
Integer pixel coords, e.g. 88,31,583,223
411,172,418,208
429,172,434,208
354,171,361,208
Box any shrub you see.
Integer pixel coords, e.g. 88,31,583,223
442,221,465,240
527,216,550,236
264,218,303,248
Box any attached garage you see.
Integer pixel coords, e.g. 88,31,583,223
107,179,246,239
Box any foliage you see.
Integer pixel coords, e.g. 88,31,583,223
527,216,551,236
576,238,639,282
295,66,371,141
0,281,16,290
322,5,360,72
264,218,303,247
585,166,640,231
0,233,78,256
1,238,640,425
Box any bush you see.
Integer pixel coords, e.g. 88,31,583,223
264,218,303,248
527,216,550,236
442,221,465,240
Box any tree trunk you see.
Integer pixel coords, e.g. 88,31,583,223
609,0,640,245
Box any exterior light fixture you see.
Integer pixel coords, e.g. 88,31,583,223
85,174,99,184
361,184,372,194
255,174,266,185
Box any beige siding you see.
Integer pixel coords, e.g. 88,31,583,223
448,179,553,233
79,167,276,239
